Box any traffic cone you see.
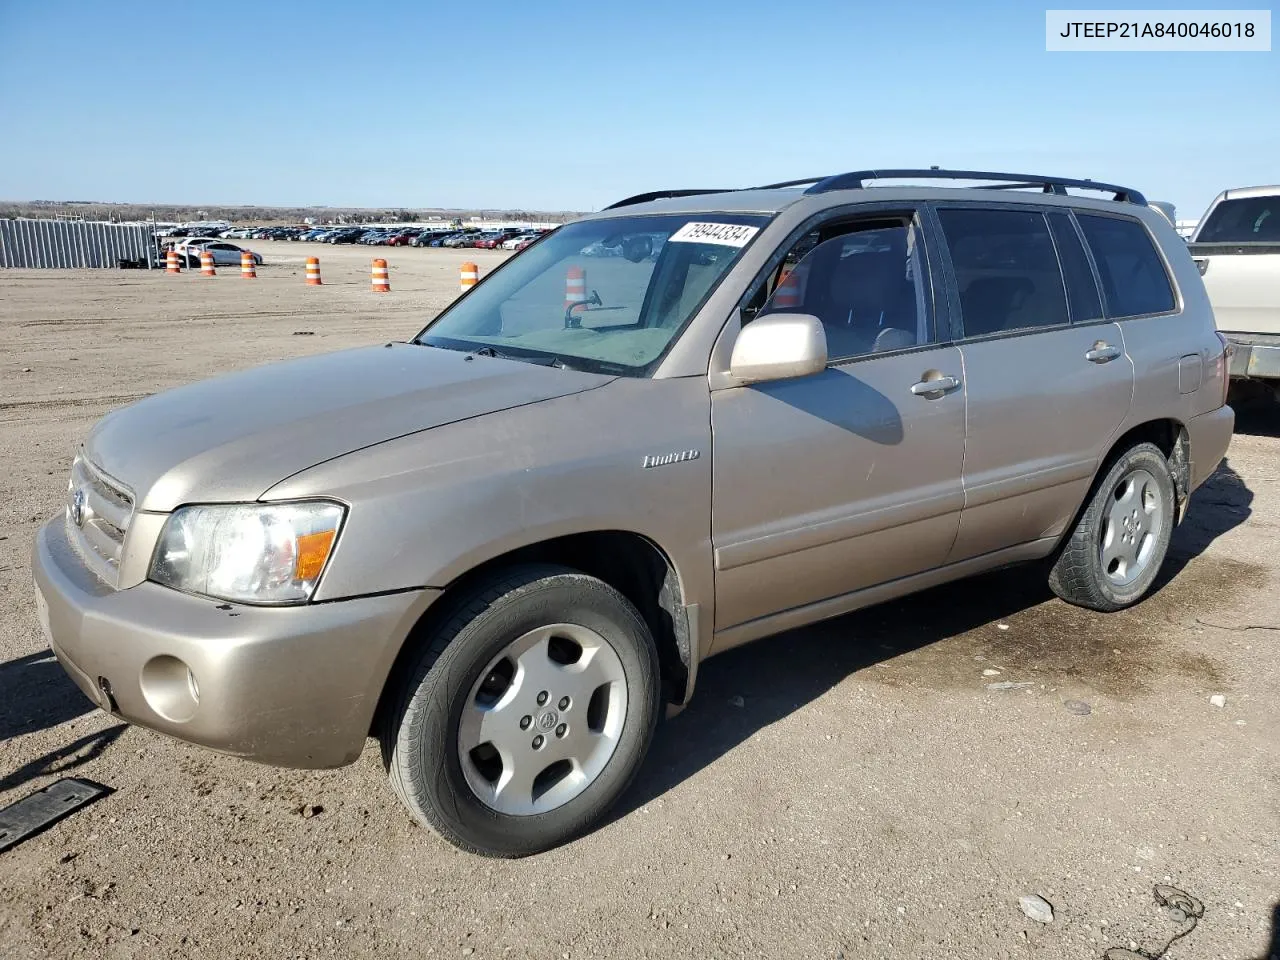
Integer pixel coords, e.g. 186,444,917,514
564,266,586,309
305,257,322,285
460,261,478,292
199,250,216,277
371,258,390,293
165,249,181,274
240,251,257,278
772,264,805,309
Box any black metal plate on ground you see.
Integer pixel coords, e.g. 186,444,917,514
0,777,112,853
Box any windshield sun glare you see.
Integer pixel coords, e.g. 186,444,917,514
416,213,770,376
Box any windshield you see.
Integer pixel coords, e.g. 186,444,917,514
1196,196,1280,243
415,213,770,375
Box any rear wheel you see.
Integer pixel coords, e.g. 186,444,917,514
380,564,660,857
1049,442,1175,612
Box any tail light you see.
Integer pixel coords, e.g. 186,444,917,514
1215,331,1232,406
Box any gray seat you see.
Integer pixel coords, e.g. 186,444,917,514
817,245,917,357
959,276,1034,335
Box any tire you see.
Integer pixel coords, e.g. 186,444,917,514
1049,442,1176,612
380,564,660,857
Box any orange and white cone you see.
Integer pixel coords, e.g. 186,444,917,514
371,258,390,293
772,264,805,309
240,251,257,278
564,266,586,309
199,250,216,277
460,261,478,292
165,249,181,274
305,257,322,285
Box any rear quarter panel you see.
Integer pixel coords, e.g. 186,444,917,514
1119,210,1228,430
1113,211,1231,492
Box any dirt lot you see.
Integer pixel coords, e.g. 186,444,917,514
2,243,1278,959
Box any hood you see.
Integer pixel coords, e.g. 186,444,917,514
84,343,613,512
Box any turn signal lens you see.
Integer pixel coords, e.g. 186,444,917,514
295,530,337,581
1194,258,1209,276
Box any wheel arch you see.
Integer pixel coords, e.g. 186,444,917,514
1059,417,1191,558
370,530,695,735
1102,418,1191,516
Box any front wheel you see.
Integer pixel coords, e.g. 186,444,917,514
380,565,660,857
1049,442,1176,612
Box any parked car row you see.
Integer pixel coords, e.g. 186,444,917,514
157,237,263,268
412,228,550,250
162,224,555,249
579,231,668,261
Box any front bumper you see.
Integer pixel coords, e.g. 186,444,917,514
1224,333,1280,382
33,516,437,768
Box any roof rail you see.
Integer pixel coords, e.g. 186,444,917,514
803,169,1146,205
972,182,1062,192
754,177,828,190
603,189,733,210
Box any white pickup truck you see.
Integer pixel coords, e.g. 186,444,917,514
1188,185,1280,401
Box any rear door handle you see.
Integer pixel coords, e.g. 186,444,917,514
910,375,961,397
1085,343,1122,363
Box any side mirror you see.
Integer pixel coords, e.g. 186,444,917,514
728,313,827,385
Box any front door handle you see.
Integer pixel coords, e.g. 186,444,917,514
910,375,961,397
1086,342,1122,364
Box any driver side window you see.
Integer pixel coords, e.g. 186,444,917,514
744,218,929,363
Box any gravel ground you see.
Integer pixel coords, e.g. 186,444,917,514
2,244,1278,959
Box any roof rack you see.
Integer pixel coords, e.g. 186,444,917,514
604,169,1146,211
801,169,1146,205
603,189,733,210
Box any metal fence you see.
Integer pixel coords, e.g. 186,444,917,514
0,219,157,268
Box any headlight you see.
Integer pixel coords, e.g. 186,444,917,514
149,501,345,604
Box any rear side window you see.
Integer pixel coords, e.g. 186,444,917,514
1046,212,1104,323
937,208,1069,337
1195,195,1280,242
1077,215,1176,318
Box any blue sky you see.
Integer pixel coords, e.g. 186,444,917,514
0,1,1274,217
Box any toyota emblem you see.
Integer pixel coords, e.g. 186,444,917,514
70,488,86,527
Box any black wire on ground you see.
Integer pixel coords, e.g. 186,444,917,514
1103,885,1205,960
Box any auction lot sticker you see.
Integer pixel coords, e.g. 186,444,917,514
669,222,760,247
1046,9,1271,50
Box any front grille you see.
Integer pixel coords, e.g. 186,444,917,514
66,456,134,588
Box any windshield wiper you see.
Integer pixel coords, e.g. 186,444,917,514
464,344,575,370
520,353,577,370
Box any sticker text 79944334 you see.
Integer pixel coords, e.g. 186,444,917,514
668,222,760,247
